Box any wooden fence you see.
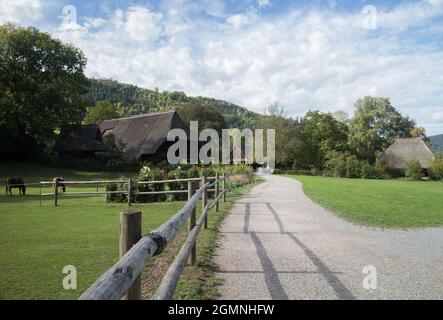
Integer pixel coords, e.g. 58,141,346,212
78,174,227,300
39,176,224,207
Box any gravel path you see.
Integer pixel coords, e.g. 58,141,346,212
215,175,443,300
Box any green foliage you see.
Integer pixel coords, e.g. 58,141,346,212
405,160,424,180
178,101,226,133
107,164,254,203
257,105,303,169
360,161,375,179
430,134,443,155
325,152,350,178
83,79,258,129
348,96,416,163
325,151,374,179
0,23,89,156
84,100,121,125
301,110,349,169
429,157,443,180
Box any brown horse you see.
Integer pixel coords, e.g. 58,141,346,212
5,178,27,196
54,177,66,193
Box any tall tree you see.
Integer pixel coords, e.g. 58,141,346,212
178,101,226,133
301,111,349,169
84,101,121,125
348,96,415,163
257,105,303,169
0,23,89,156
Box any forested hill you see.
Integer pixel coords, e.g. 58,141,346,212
430,134,443,154
83,79,259,129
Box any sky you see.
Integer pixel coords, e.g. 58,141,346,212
1,0,442,135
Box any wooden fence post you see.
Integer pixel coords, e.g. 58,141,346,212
53,178,58,207
188,181,196,265
215,173,220,212
120,210,142,300
128,178,132,207
202,176,208,229
39,183,42,207
222,174,227,203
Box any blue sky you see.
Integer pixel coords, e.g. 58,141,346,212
1,0,442,135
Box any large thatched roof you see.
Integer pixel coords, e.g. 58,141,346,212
100,110,190,159
56,125,107,153
381,138,436,169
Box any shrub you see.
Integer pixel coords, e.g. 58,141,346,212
405,160,424,180
429,157,443,180
374,159,390,179
107,164,254,203
345,158,362,178
325,151,348,178
360,161,374,179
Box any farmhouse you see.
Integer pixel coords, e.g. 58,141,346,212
100,110,190,162
55,125,107,159
380,138,436,171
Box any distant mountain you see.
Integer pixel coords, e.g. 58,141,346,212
83,79,259,129
430,134,443,154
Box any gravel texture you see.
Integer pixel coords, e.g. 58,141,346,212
214,175,443,300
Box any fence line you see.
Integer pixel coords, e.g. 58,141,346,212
79,176,227,300
39,177,224,207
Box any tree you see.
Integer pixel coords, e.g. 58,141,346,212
178,101,226,133
257,105,303,169
410,127,427,139
0,23,89,156
301,111,349,169
84,101,121,125
348,96,415,163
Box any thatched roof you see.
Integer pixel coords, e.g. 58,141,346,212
100,110,190,159
56,125,107,153
381,138,436,169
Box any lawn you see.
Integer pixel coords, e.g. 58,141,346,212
289,175,443,229
0,161,258,300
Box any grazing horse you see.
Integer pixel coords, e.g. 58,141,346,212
54,177,66,193
5,178,27,196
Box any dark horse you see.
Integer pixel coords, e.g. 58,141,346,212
5,178,27,196
54,177,66,193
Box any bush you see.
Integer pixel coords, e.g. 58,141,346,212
374,159,390,179
107,164,255,203
346,158,362,178
405,160,424,180
429,157,443,180
325,151,348,178
360,161,374,179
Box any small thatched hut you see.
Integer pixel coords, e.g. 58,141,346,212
56,125,107,159
100,110,190,162
380,138,436,171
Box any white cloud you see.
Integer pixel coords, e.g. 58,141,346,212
0,0,42,24
124,6,163,42
7,0,443,135
227,9,259,29
258,0,271,9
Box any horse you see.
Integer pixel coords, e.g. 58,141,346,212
5,178,27,196
54,177,66,193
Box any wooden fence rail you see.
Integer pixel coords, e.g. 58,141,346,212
78,175,227,300
39,176,224,207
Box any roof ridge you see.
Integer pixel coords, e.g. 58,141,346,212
102,110,176,122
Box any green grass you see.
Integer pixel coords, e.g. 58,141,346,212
0,161,259,300
288,175,443,229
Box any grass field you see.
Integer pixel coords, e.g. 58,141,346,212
0,161,258,300
289,175,443,229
